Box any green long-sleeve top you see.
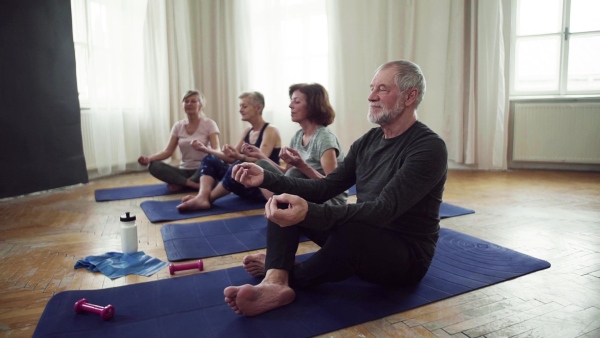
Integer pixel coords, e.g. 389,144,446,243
261,121,448,260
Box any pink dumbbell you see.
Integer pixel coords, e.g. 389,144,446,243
169,260,204,275
74,298,115,320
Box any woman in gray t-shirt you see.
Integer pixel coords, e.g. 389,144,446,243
244,83,347,206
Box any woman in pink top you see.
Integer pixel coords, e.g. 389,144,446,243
138,90,221,191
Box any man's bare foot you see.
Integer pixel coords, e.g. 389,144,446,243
167,184,183,192
181,195,194,203
243,253,266,278
223,282,295,316
176,196,210,211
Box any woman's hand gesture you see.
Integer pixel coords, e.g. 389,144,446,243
279,146,305,168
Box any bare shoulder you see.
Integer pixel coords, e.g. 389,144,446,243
241,126,252,135
236,127,252,144
264,124,281,146
265,124,281,134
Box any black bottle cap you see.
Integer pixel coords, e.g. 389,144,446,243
120,212,136,222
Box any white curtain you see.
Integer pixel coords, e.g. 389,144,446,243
241,0,331,144
140,0,171,158
161,0,332,156
165,0,245,149
78,0,510,175
326,0,509,170
81,0,170,176
165,0,196,137
81,0,258,174
325,0,417,151
477,0,509,169
130,0,332,162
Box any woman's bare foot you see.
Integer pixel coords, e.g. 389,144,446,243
186,179,200,190
243,253,266,278
176,196,210,211
223,282,295,317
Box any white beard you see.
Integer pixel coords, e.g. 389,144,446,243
368,100,404,125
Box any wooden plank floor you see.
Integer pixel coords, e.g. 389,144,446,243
1,169,599,337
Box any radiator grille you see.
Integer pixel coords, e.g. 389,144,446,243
512,102,600,164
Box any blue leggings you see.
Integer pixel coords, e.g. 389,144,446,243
201,155,265,200
200,154,229,180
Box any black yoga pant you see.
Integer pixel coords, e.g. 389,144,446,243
264,220,429,288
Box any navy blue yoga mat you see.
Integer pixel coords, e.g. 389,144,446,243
161,201,475,262
96,183,353,203
142,191,473,223
140,186,360,223
348,186,474,218
141,194,267,223
161,215,310,262
95,183,194,202
33,228,550,338
440,202,474,218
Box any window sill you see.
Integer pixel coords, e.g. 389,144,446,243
510,94,600,102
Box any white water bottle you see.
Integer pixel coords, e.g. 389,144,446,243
120,212,138,254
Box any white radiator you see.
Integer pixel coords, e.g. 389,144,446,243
512,102,600,164
80,110,97,170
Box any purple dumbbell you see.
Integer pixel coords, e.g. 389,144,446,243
74,298,115,320
169,260,204,275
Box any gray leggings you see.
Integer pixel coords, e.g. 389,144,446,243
148,161,201,186
255,159,347,206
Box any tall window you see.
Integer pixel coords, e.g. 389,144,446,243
511,0,600,96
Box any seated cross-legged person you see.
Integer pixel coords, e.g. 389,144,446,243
224,60,448,317
138,90,221,192
177,91,281,211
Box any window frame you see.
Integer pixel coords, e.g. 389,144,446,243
509,0,600,98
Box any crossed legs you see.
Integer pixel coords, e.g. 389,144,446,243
148,161,199,191
177,176,230,210
223,220,427,316
177,155,230,210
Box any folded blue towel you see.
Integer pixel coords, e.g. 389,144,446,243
74,252,169,279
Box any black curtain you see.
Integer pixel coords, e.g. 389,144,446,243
0,0,88,199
